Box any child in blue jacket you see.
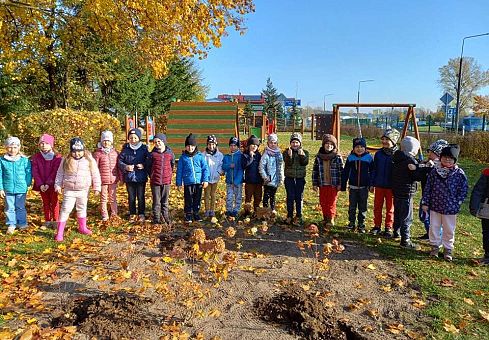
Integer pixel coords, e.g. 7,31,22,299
341,137,374,233
222,137,244,218
0,137,32,234
176,133,210,223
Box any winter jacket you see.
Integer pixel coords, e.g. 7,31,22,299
0,155,32,194
259,149,284,188
283,148,309,178
147,146,175,185
176,150,210,186
242,151,263,184
222,150,244,185
391,150,419,198
311,149,343,187
202,149,223,184
421,166,468,215
118,143,150,183
55,157,101,192
93,148,120,185
469,168,489,217
31,152,62,191
341,152,374,191
372,148,395,188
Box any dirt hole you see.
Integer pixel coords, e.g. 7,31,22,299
256,286,366,340
51,292,162,339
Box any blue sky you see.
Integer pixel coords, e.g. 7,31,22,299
196,0,489,111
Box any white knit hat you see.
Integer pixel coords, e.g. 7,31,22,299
267,133,278,143
4,136,21,147
400,136,420,156
100,130,114,143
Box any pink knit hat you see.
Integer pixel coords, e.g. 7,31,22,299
39,134,55,148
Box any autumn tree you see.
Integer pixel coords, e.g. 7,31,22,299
438,57,489,114
473,95,489,117
0,0,255,109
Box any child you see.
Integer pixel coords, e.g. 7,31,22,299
176,133,210,223
341,137,374,233
118,128,150,223
31,134,62,228
371,128,400,237
312,134,343,229
283,132,309,225
93,130,120,221
0,137,32,234
147,133,175,224
54,138,101,241
391,136,421,249
242,135,263,217
470,167,489,265
259,133,284,216
222,137,244,218
421,144,468,261
202,135,223,218
412,139,449,240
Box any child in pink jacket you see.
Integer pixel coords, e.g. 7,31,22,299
31,134,62,228
93,131,120,221
54,137,101,241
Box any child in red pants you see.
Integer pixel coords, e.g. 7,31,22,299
312,134,343,230
31,134,62,228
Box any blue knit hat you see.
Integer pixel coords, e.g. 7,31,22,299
352,137,366,148
128,128,142,141
154,133,167,143
229,136,239,146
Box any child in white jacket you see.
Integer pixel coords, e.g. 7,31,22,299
54,137,101,241
202,135,223,218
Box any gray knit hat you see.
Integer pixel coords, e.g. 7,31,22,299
400,136,420,156
382,128,400,145
290,132,302,145
267,133,278,143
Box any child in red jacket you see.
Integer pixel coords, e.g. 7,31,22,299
31,134,62,228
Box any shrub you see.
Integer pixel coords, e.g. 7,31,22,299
422,132,489,163
8,109,122,155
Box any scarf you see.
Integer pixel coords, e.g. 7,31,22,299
129,142,142,151
436,164,457,179
316,146,337,161
206,147,217,156
184,148,198,157
41,151,55,160
266,146,281,156
382,145,398,156
4,154,22,162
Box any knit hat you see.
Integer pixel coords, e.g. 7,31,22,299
39,134,54,148
352,137,367,149
247,135,260,146
382,128,400,145
440,144,460,163
128,128,142,141
229,136,239,146
207,135,217,145
400,136,420,156
4,136,21,147
153,133,167,143
70,137,85,152
100,130,114,143
267,133,278,143
185,133,197,146
428,139,449,156
322,134,337,149
290,132,302,145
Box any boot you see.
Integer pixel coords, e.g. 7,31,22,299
77,217,92,235
55,221,67,242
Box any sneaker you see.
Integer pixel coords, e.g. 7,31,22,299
429,246,440,257
383,229,393,238
138,215,146,223
271,210,277,218
204,211,210,218
400,240,420,250
17,225,28,230
6,226,16,234
184,214,193,224
418,233,429,240
444,249,453,262
128,215,138,223
209,211,215,217
347,224,356,232
358,225,366,234
392,231,401,240
370,226,381,235
479,257,489,265
295,217,304,227
285,217,293,225
193,214,203,222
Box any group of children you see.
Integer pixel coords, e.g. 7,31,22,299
1,128,488,264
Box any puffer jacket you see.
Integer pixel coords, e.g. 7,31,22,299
283,148,309,178
391,150,419,198
372,148,395,188
55,157,101,192
259,149,284,188
341,152,374,191
147,146,175,185
0,155,32,193
470,168,489,217
421,166,468,215
242,151,263,184
93,148,120,185
222,150,244,185
118,143,150,183
202,149,223,184
176,150,210,186
31,152,62,191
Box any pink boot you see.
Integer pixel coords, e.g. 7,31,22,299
55,221,66,242
77,217,92,235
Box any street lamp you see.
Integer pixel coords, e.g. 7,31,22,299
323,93,333,112
357,80,374,137
454,33,489,134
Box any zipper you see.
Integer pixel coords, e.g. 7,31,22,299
190,156,196,183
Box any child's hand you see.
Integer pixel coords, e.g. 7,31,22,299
249,150,255,157
0,190,5,199
203,182,209,189
298,148,305,156
54,185,62,193
369,186,375,193
136,163,144,170
126,164,134,172
408,164,416,171
312,186,318,192
177,185,182,191
287,148,292,157
421,205,429,212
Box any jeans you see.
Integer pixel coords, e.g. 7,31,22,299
184,184,203,215
151,184,171,223
393,195,414,242
126,182,146,215
5,193,27,227
263,185,277,210
348,187,368,226
284,177,305,218
226,184,243,216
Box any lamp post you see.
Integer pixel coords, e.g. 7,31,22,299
323,93,333,112
454,33,489,134
357,80,374,136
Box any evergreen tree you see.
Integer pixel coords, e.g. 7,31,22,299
262,77,281,120
243,101,254,128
